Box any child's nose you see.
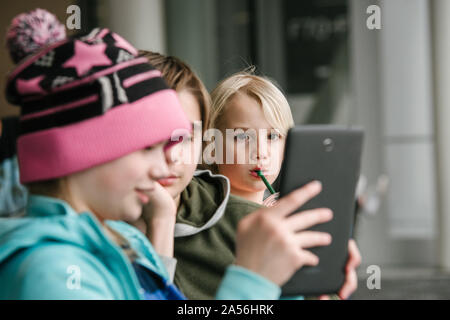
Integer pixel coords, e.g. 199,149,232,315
150,164,170,181
148,149,171,180
251,140,270,161
256,150,269,160
165,143,183,165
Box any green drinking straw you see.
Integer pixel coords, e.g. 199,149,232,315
256,170,276,194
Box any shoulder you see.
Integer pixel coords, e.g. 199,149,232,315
226,194,262,213
217,195,262,230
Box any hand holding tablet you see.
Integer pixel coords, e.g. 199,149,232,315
278,125,364,296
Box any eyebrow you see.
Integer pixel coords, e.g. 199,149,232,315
230,127,251,131
229,127,278,132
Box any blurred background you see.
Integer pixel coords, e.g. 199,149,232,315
1,0,450,299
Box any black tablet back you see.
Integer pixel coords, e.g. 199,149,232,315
279,125,363,296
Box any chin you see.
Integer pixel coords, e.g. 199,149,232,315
120,204,143,222
164,184,181,199
251,186,267,193
128,210,143,222
239,182,265,193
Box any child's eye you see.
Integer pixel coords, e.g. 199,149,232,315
235,133,250,141
268,132,281,141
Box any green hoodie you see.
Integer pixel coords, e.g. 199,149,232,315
173,170,279,299
174,171,339,300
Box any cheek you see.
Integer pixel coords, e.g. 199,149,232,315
98,162,145,194
262,141,283,175
273,142,284,165
278,140,286,164
96,166,144,218
178,162,197,187
93,170,130,199
192,139,203,163
218,163,245,181
185,140,202,164
228,140,252,164
170,140,201,165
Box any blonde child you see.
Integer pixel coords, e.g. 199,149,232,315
208,71,361,299
209,71,292,205
134,55,358,299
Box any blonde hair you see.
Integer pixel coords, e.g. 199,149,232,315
209,71,294,135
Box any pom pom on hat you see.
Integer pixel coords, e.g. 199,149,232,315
6,8,66,64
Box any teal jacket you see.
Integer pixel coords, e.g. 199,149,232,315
0,195,281,300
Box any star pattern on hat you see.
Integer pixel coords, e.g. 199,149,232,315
16,75,46,95
112,33,137,56
63,40,111,77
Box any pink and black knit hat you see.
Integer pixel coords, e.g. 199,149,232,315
5,9,191,183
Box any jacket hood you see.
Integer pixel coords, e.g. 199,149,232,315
174,170,230,237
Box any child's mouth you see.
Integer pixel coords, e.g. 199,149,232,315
158,175,179,186
250,168,267,178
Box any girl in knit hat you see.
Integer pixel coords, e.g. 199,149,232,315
0,9,331,300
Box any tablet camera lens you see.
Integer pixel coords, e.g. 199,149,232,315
323,138,334,152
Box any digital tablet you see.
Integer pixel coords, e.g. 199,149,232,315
278,125,364,296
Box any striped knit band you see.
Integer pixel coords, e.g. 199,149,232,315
6,28,191,183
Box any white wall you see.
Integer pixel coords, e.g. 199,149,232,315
350,0,437,268
379,0,436,239
431,0,450,272
97,0,167,53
